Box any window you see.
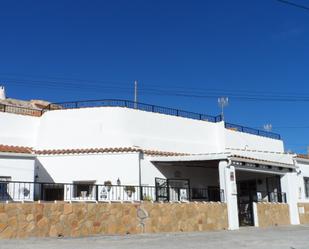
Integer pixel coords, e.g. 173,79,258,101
73,181,95,199
304,178,309,198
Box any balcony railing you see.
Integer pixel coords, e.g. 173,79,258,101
254,191,287,203
0,103,42,117
46,99,223,123
0,181,225,203
225,122,281,140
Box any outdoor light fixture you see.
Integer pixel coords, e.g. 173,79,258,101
117,178,121,186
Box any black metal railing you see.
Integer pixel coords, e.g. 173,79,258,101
225,122,281,140
253,191,287,203
0,181,225,203
0,103,42,117
46,99,223,123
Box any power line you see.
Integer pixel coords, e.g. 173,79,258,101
3,73,309,97
3,75,309,102
276,0,309,11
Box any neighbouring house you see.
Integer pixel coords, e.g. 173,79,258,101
0,85,308,231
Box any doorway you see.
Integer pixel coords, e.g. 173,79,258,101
237,179,257,226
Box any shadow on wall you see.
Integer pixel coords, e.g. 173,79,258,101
153,160,219,188
34,159,54,183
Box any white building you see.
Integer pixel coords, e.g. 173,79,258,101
294,155,309,203
0,93,308,230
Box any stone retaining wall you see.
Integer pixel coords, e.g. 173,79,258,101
0,202,228,239
256,203,290,228
298,203,309,224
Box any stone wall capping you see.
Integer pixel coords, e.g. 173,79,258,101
99,200,111,203
122,201,133,203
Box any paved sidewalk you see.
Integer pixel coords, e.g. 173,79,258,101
1,225,309,249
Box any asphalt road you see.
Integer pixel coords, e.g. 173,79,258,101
1,225,309,249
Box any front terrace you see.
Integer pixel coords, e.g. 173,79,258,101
0,180,224,203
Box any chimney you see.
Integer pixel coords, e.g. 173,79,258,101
0,86,6,100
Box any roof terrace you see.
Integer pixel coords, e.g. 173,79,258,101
0,99,281,140
46,99,281,140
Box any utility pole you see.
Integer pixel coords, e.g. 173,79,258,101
134,80,138,109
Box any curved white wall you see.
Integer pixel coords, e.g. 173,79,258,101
35,107,225,154
0,107,286,155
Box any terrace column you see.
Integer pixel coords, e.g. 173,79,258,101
281,172,300,225
219,160,239,230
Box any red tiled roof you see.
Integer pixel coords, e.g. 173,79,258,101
34,147,189,156
0,144,33,154
297,154,309,159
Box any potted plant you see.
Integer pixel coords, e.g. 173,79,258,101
124,186,136,197
104,180,112,192
142,194,153,201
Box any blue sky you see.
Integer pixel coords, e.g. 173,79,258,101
0,0,309,153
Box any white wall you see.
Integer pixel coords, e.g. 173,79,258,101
0,112,39,147
36,153,139,185
35,107,225,153
0,106,286,156
281,172,300,224
141,156,219,187
0,154,35,201
0,155,35,182
295,159,309,203
225,129,284,153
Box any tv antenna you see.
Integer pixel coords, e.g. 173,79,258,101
218,97,229,120
134,80,138,109
263,124,272,132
